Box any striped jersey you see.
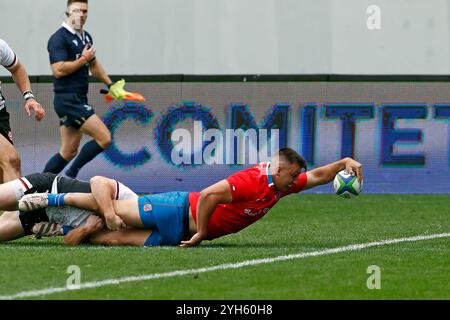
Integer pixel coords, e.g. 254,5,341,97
0,39,18,111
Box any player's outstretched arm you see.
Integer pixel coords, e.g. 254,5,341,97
180,180,233,248
7,61,45,121
64,215,104,245
304,157,363,190
88,228,152,247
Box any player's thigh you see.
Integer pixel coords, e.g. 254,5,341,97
0,211,25,242
113,199,144,228
89,228,151,246
60,126,82,155
79,114,111,143
1,173,57,211
0,134,19,165
0,179,22,211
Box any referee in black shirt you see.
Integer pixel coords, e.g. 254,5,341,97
44,0,121,178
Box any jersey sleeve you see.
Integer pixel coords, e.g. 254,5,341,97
281,172,308,197
0,39,17,68
226,170,259,202
48,34,68,64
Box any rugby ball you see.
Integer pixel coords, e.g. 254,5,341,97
333,170,363,198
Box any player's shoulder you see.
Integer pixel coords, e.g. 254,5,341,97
230,162,268,183
48,27,68,43
0,38,11,53
50,27,66,37
0,38,8,48
226,164,269,200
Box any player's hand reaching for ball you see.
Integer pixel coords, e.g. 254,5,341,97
345,158,363,183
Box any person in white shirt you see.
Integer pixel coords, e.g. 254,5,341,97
0,38,45,183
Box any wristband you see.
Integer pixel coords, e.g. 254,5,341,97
23,90,35,101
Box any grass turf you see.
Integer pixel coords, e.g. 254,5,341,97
0,194,448,300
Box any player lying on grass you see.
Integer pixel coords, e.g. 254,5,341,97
0,173,137,242
19,148,363,247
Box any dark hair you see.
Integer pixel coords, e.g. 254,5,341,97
67,0,88,6
278,147,307,171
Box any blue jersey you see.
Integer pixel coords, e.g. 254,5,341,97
47,23,94,94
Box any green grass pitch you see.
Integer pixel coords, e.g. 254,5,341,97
0,194,448,300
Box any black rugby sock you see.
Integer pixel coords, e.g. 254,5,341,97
65,140,104,178
43,153,69,174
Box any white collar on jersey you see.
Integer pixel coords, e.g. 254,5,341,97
62,22,85,42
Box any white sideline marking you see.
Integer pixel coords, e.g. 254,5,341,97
1,232,449,300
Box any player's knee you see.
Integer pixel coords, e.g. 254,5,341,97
6,152,20,171
0,215,24,242
97,135,111,149
89,175,104,186
61,149,78,160
0,150,19,168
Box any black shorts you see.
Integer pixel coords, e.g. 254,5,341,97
54,93,95,129
19,172,58,194
18,173,91,234
0,108,13,145
55,176,91,193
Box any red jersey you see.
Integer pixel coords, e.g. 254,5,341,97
189,162,308,240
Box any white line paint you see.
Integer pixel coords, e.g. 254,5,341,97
1,232,449,300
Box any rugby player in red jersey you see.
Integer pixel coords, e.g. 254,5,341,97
18,147,363,247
